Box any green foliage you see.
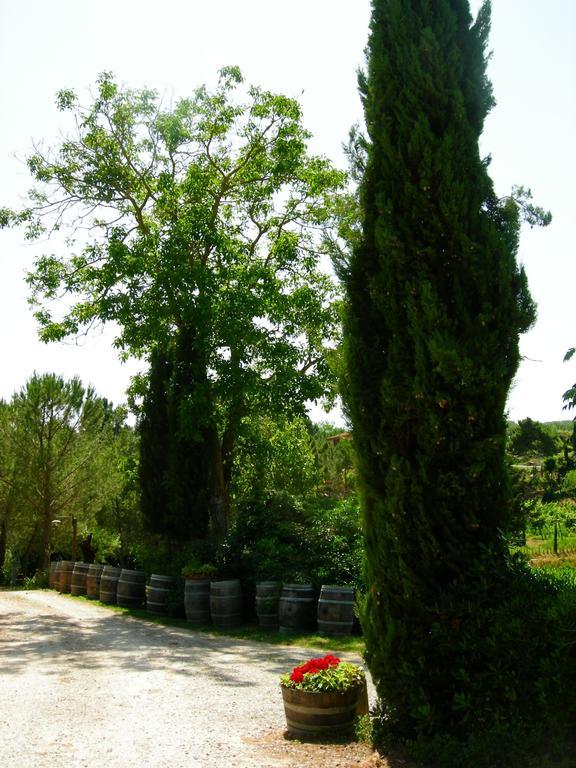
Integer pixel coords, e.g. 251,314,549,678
280,662,365,692
508,418,559,458
526,500,576,536
1,374,118,572
343,0,556,752
231,415,319,502
368,558,576,766
23,569,49,589
89,526,122,563
139,335,211,543
216,492,364,591
7,69,345,539
310,423,356,497
130,537,216,580
181,561,217,578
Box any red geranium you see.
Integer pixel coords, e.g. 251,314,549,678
289,653,340,682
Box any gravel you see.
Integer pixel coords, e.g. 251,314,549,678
0,590,376,768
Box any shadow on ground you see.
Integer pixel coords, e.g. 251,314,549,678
0,592,329,687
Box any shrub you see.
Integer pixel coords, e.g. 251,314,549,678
217,492,364,590
371,556,576,767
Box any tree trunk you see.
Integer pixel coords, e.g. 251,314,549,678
205,425,231,543
41,497,53,571
0,507,8,577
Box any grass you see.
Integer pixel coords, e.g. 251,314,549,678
511,531,576,568
58,591,366,654
523,533,576,556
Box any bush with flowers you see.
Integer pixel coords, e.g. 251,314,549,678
280,654,366,693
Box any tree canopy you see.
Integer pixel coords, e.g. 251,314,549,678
2,68,345,538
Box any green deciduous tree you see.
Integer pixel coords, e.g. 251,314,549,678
344,0,553,749
2,69,344,539
509,417,559,458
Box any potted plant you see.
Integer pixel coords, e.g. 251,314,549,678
280,654,368,737
181,559,218,580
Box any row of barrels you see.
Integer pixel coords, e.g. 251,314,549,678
273,582,355,636
49,561,149,607
186,581,355,635
48,562,355,635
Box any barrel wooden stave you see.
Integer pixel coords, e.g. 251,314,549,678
255,581,282,629
70,562,89,596
184,579,211,624
117,569,147,608
279,584,316,633
210,579,242,627
281,683,366,736
49,561,59,590
99,565,122,604
86,564,104,599
317,585,355,636
57,561,75,594
146,574,176,616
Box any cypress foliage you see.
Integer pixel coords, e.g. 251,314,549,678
139,329,211,544
139,346,172,538
346,0,538,747
165,326,211,541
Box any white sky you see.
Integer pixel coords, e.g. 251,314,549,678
0,0,575,424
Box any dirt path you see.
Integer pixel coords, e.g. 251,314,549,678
0,590,384,768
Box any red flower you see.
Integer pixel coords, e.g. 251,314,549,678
289,654,341,682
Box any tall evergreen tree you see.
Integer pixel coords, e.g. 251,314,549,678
345,0,539,745
139,347,172,539
139,330,211,545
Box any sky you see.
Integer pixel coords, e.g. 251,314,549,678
0,0,574,424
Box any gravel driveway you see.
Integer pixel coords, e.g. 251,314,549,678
0,590,375,768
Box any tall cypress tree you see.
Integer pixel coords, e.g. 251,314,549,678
345,0,536,744
139,346,172,539
139,329,211,545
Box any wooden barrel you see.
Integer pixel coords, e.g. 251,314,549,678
184,579,211,624
117,569,147,608
279,584,316,633
70,562,89,596
57,561,75,594
99,565,122,604
49,561,60,590
86,564,104,599
146,574,176,616
255,581,282,629
317,585,355,636
210,579,242,627
281,681,367,736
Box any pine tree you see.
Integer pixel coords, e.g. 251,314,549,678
345,0,537,743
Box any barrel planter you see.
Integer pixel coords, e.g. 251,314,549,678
117,569,147,608
210,579,242,627
49,561,60,590
70,562,89,596
57,561,75,594
317,585,355,636
99,565,122,604
184,579,211,624
255,581,282,629
279,584,316,633
86,564,104,599
281,681,368,737
146,574,176,616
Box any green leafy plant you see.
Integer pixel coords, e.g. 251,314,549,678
280,654,365,693
181,560,218,579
